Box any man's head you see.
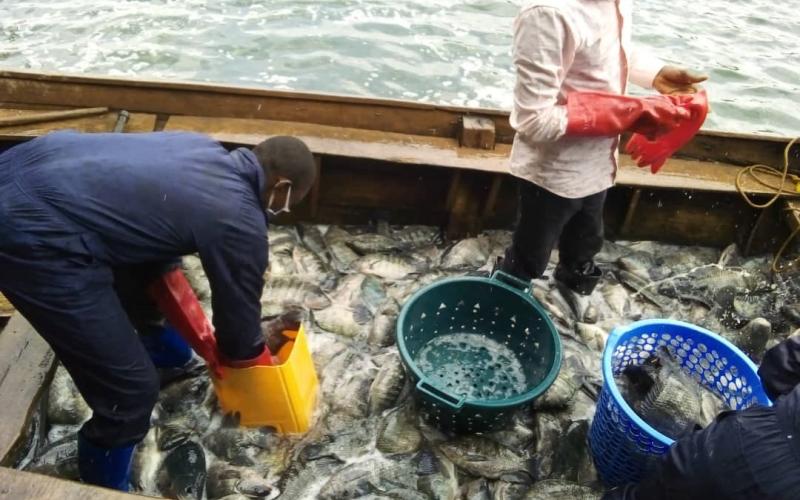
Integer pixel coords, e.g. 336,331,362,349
252,136,316,214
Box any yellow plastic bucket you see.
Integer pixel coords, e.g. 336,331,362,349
211,324,318,433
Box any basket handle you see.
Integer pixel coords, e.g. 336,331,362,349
416,380,465,410
491,270,530,293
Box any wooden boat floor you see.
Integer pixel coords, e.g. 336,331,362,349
0,314,56,466
0,467,145,499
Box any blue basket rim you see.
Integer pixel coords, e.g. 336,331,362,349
396,274,563,409
603,318,770,448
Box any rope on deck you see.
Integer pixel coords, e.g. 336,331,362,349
735,137,800,272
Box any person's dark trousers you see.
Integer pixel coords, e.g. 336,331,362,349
603,405,800,500
0,174,167,449
501,177,606,284
1,262,162,449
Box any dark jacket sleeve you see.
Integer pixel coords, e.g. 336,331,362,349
198,204,268,361
758,336,800,400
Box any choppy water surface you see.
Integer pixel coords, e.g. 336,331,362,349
0,0,797,135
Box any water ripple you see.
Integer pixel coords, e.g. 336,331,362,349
0,0,797,135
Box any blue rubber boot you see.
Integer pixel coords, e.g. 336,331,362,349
78,434,135,491
140,323,193,368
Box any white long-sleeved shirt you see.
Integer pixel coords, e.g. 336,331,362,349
509,0,664,198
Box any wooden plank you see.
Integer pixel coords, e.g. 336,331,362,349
0,467,145,499
164,115,796,197
0,107,108,127
0,70,475,140
0,69,796,164
480,175,504,225
0,314,57,465
167,115,510,172
682,130,800,171
0,110,157,138
460,116,495,150
613,189,754,247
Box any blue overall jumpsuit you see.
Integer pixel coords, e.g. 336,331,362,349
0,131,268,450
607,336,800,499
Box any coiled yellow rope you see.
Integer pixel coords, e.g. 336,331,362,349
735,137,800,272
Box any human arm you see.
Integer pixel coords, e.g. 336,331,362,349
758,336,800,400
509,7,575,142
199,207,268,363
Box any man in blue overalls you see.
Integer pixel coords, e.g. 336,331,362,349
0,131,316,490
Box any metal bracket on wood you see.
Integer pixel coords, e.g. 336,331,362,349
112,110,129,133
459,116,496,150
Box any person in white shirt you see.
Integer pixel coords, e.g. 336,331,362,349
497,0,706,295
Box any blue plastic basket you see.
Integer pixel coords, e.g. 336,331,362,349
589,319,772,487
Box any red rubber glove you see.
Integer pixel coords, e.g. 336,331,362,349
149,269,223,377
149,270,278,376
566,91,691,138
625,90,709,173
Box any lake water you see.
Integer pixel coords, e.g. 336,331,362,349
0,0,798,136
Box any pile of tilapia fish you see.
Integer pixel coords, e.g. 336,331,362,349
19,223,800,500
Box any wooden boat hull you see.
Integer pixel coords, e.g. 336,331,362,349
0,69,797,497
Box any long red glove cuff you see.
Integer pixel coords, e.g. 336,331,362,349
565,91,689,138
149,269,223,377
625,90,709,173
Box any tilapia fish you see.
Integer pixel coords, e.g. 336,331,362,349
461,478,492,500
292,245,332,281
268,226,297,256
203,426,276,466
368,351,407,415
723,317,772,361
347,233,405,254
440,237,489,269
296,224,329,258
47,364,91,426
377,404,423,455
415,448,458,500
617,346,728,439
367,300,399,348
25,435,79,480
438,435,534,483
391,225,443,248
261,276,331,315
317,457,420,500
276,456,342,499
313,304,371,339
356,253,423,281
206,462,274,500
296,417,377,463
131,428,160,494
157,441,207,500
524,479,601,499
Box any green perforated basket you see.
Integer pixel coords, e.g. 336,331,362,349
397,271,562,433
